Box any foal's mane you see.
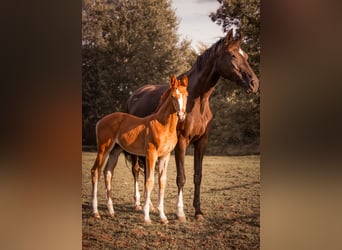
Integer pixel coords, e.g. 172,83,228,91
154,87,171,113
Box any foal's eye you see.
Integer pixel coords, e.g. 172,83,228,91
231,54,236,59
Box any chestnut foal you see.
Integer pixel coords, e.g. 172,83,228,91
91,75,188,223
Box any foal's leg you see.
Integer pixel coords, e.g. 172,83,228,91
131,155,142,210
157,154,170,224
103,145,122,217
91,144,111,218
143,152,157,223
133,157,155,211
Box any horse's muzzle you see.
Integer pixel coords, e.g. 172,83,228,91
246,78,259,93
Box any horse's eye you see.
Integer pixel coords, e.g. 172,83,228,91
231,54,236,59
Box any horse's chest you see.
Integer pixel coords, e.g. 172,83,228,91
181,106,213,139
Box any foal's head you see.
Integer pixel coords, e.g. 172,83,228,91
216,29,259,93
170,75,188,121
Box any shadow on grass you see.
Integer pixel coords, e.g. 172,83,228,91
207,181,260,193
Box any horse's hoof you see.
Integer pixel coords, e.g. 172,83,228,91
110,213,115,218
161,218,169,224
195,214,205,221
134,205,142,211
93,212,101,219
177,216,187,223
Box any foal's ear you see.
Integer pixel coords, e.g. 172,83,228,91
170,75,178,88
181,75,188,87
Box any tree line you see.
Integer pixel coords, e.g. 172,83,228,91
82,0,260,155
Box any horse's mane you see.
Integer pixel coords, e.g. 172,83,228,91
154,87,171,113
193,37,225,72
192,33,241,72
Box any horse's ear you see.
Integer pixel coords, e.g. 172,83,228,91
225,29,234,45
170,75,178,88
181,75,188,87
237,30,244,45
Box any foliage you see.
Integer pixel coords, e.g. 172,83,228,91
82,0,260,155
205,0,260,154
82,0,196,144
210,0,260,74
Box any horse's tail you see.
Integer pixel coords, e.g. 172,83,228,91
122,151,146,173
122,150,132,170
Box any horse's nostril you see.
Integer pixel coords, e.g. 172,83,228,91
249,79,255,87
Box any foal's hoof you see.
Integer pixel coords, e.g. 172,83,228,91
144,219,152,225
161,218,169,224
134,205,142,211
177,216,187,223
109,213,115,218
195,214,205,221
93,212,101,219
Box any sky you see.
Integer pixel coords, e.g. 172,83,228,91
172,0,224,50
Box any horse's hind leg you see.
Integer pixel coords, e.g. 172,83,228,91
131,155,142,210
103,144,122,218
157,154,170,224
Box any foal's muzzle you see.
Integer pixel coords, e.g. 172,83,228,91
177,111,186,121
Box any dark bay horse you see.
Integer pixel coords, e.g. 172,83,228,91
126,30,259,221
91,76,188,223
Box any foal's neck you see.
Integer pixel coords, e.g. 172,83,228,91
155,95,178,127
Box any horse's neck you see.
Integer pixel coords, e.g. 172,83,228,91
154,96,178,128
186,56,220,104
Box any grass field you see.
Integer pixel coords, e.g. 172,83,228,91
82,152,260,249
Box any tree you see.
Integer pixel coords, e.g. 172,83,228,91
210,0,260,74
206,0,260,154
82,0,196,145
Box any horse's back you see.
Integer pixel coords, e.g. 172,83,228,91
127,84,168,117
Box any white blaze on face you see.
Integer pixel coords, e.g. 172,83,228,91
176,89,183,111
239,48,244,57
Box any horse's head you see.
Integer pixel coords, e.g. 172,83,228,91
170,75,188,121
216,29,259,93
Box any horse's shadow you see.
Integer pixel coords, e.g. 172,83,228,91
206,181,260,193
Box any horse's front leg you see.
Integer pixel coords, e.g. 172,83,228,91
193,125,211,220
157,154,170,224
143,151,157,223
174,136,188,222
